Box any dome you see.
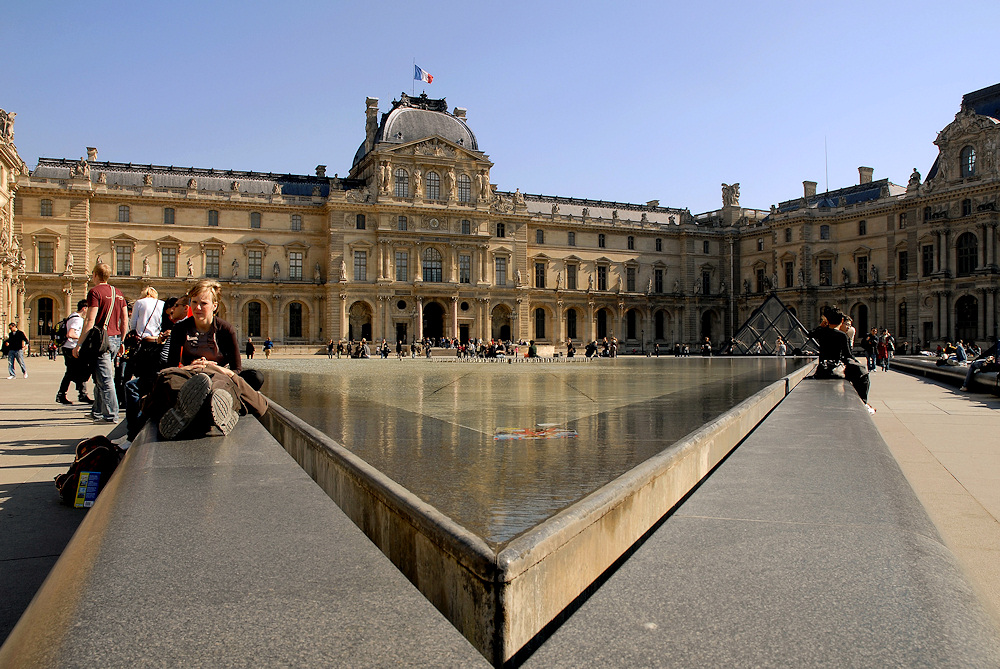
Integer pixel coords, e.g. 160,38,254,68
353,94,478,167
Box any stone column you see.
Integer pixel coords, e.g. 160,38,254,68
339,293,347,341
451,296,459,339
943,229,952,276
416,298,424,341
586,300,595,343
979,288,988,341
555,300,563,345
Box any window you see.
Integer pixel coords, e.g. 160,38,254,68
898,302,907,336
422,247,442,282
40,199,52,217
597,265,608,291
353,250,367,281
598,233,606,248
898,212,907,229
289,252,303,280
164,207,175,225
161,248,177,277
247,302,261,337
819,225,830,240
568,231,576,246
118,205,130,222
457,174,471,202
395,251,408,281
397,216,407,231
394,169,409,197
536,229,544,244
785,261,793,288
208,210,219,227
250,212,261,229
701,271,710,295
858,220,866,236
37,242,54,273
627,236,635,250
291,214,302,231
535,308,546,339
922,244,934,276
654,268,663,293
567,309,577,340
289,303,303,338
961,145,976,178
784,228,792,243
756,268,765,293
205,249,220,278
757,238,764,251
461,219,470,235
426,171,440,200
923,206,931,222
116,246,132,276
496,222,505,238
460,254,471,284
857,256,868,284
898,251,908,281
495,256,507,285
626,266,636,292
248,250,262,279
956,232,978,276
37,297,53,336
819,258,832,286
655,238,662,252
535,262,545,288
703,240,710,254
356,214,366,230
962,199,972,217
567,264,577,290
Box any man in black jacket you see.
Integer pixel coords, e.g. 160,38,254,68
809,307,875,414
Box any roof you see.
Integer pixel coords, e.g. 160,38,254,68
511,192,689,227
962,82,1000,121
774,179,903,214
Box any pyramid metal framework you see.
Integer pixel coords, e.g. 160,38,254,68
730,293,818,355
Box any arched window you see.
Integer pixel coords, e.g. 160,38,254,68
457,174,471,203
961,145,976,178
956,231,978,276
40,199,53,217
426,171,440,200
535,308,546,339
422,247,443,282
247,302,262,337
289,302,303,338
394,169,409,197
566,309,577,340
36,297,54,336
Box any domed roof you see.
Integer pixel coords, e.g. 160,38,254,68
353,93,478,167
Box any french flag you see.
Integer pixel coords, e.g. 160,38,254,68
414,65,434,84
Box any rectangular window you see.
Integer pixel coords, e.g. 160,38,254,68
461,219,470,235
568,231,576,246
162,248,177,277
356,214,365,230
398,216,407,231
496,222,505,238
922,245,934,276
37,242,54,273
857,256,868,284
784,228,792,243
118,205,130,223
701,271,711,295
756,268,765,293
820,224,830,240
567,264,577,290
597,265,607,291
354,250,367,281
164,207,175,225
289,252,303,280
495,257,507,286
395,251,408,281
628,236,635,250
116,246,131,276
208,210,219,226
784,261,793,288
898,212,907,229
598,233,606,248
898,251,908,281
250,212,261,229
819,259,832,286
655,238,662,252
205,249,220,278
626,266,636,292
858,220,867,235
757,238,764,251
703,240,710,254
654,268,663,293
535,262,545,288
40,199,53,217
291,214,302,231
459,254,471,283
248,250,262,279
536,229,544,244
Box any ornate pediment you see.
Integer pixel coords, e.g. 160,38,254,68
385,136,486,164
935,109,1000,146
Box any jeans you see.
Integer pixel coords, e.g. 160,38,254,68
92,336,121,421
963,360,987,388
7,349,26,376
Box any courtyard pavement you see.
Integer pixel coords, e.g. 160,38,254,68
1,356,998,648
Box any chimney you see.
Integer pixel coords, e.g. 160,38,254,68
646,200,659,207
858,166,873,184
453,107,467,120
315,165,327,178
803,181,817,198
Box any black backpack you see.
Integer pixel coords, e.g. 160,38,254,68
54,436,124,507
54,317,70,346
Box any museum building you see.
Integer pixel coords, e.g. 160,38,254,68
2,85,998,351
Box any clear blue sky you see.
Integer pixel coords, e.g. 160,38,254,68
4,1,999,214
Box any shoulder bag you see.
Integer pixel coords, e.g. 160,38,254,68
78,287,117,363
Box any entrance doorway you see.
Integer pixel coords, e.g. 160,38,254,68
596,308,609,340
423,301,445,341
396,322,408,344
491,305,512,341
459,324,470,343
349,301,372,341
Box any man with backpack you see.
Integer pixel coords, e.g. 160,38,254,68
56,300,93,405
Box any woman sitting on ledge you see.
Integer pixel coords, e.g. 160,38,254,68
131,280,267,441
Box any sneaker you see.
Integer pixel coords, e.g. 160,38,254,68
56,393,73,405
6,375,14,380
208,389,239,436
22,373,27,379
866,404,877,415
159,373,212,440
78,392,94,403
960,386,969,392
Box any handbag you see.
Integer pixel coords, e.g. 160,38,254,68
78,287,117,362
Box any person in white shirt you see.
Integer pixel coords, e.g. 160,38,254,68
56,300,93,404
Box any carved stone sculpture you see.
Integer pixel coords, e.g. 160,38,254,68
97,172,107,184
187,257,194,277
722,183,740,207
771,272,778,290
647,277,652,294
314,262,322,283
143,257,150,276
551,203,559,215
87,147,98,161
871,265,878,283
230,180,239,191
842,266,849,284
413,169,423,197
908,168,921,190
144,174,153,186
273,261,280,280
446,169,456,198
797,269,804,286
65,251,74,273
232,258,240,278
514,188,524,206
340,260,347,281
380,161,391,194
555,271,562,290
272,183,282,195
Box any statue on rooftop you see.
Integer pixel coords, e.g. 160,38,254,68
144,174,153,186
514,188,524,206
188,178,197,189
97,172,107,184
908,168,921,190
722,183,740,207
551,203,559,215
87,147,98,161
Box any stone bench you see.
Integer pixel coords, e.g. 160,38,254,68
891,356,999,394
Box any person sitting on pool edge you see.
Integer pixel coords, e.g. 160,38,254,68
809,305,876,415
130,280,267,441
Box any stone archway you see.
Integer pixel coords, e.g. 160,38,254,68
423,301,446,341
348,300,373,341
491,304,512,341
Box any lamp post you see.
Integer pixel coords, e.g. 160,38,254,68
641,329,645,354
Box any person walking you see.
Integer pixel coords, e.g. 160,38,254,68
246,337,256,360
56,300,93,404
5,322,28,379
75,262,129,423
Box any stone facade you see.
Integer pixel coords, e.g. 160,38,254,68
0,108,28,330
7,86,1000,350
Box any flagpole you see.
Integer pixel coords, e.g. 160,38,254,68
412,58,415,96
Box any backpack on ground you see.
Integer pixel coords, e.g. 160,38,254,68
54,436,124,508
